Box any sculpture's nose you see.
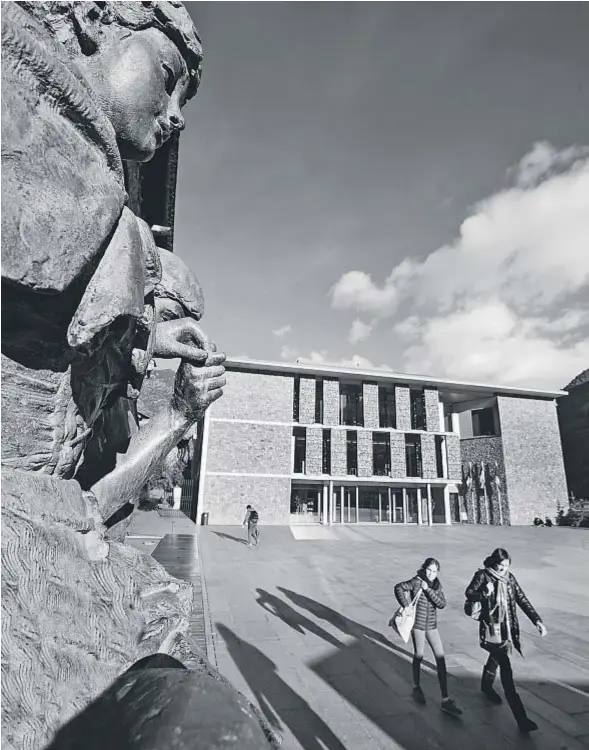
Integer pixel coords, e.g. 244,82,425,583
170,112,185,132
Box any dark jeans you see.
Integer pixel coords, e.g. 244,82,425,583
411,628,448,699
483,646,528,722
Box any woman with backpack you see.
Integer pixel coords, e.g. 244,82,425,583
465,547,547,734
394,558,462,717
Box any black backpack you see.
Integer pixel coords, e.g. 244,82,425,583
249,509,258,522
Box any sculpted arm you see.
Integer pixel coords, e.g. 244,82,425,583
91,355,225,521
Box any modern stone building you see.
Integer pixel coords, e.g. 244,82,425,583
192,358,568,527
558,369,589,501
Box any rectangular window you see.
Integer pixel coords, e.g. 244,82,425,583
410,388,426,431
378,385,396,428
444,409,453,432
435,435,446,478
405,434,422,477
315,378,324,423
346,431,358,475
372,432,391,476
293,427,306,473
472,407,496,437
293,376,300,422
340,383,364,426
322,429,331,474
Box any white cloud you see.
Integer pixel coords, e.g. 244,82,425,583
329,142,589,389
272,324,292,338
280,344,299,361
348,318,374,345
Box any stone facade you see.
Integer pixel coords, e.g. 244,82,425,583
207,422,291,475
204,474,291,524
331,428,347,475
446,434,462,482
461,436,508,525
395,386,411,431
557,373,589,501
363,382,379,429
323,378,340,426
424,388,440,432
305,427,323,475
391,431,407,478
299,377,316,425
210,370,293,423
421,433,438,480
498,396,568,525
357,430,373,477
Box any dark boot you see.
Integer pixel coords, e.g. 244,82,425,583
506,690,538,733
481,666,502,704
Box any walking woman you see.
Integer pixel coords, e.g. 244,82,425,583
465,548,547,733
394,558,462,717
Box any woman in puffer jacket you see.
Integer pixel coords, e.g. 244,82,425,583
465,547,547,734
394,558,462,717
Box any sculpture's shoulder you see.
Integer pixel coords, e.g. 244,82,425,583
1,1,126,295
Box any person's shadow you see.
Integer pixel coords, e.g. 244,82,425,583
256,589,343,649
212,531,247,545
216,623,347,750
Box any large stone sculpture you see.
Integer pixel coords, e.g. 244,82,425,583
1,3,280,748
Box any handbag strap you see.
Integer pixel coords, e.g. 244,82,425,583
410,588,423,606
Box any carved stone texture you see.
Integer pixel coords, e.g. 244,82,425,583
363,383,379,429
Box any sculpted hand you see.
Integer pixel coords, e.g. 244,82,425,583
172,353,226,424
153,318,214,364
536,622,547,637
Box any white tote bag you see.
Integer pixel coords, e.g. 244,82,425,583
389,589,422,643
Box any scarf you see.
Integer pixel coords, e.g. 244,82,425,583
484,567,513,649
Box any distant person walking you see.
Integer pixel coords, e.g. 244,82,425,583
465,547,547,734
394,558,462,717
242,504,259,547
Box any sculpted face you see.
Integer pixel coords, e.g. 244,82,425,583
81,28,191,161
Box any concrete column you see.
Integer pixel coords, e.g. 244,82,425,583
329,480,334,524
443,485,452,525
355,485,359,523
427,484,433,526
417,487,423,525
402,487,408,524
388,486,392,523
341,486,345,523
438,402,445,432
322,484,328,524
451,412,460,436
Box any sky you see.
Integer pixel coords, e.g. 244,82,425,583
166,2,589,390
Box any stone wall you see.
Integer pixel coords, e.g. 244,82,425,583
331,428,347,475
446,434,462,482
421,433,438,480
306,427,323,475
363,383,379,429
395,387,411,431
206,422,291,476
557,376,589,500
203,474,291,524
210,370,293,423
299,377,316,425
461,436,508,525
323,378,340,426
498,396,568,525
391,432,407,477
424,388,440,432
357,430,373,477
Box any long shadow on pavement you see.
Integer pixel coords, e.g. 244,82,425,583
212,531,248,545
272,589,589,750
216,623,347,750
256,589,344,649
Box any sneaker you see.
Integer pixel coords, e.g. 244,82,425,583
441,698,463,717
481,686,503,705
412,686,426,704
518,718,538,734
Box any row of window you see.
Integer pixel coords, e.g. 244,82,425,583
293,378,431,430
293,428,448,479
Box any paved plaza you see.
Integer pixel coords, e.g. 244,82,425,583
198,525,589,750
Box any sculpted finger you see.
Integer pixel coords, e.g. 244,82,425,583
173,344,208,364
206,376,227,391
206,388,224,405
205,352,226,366
178,319,210,349
202,365,226,380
